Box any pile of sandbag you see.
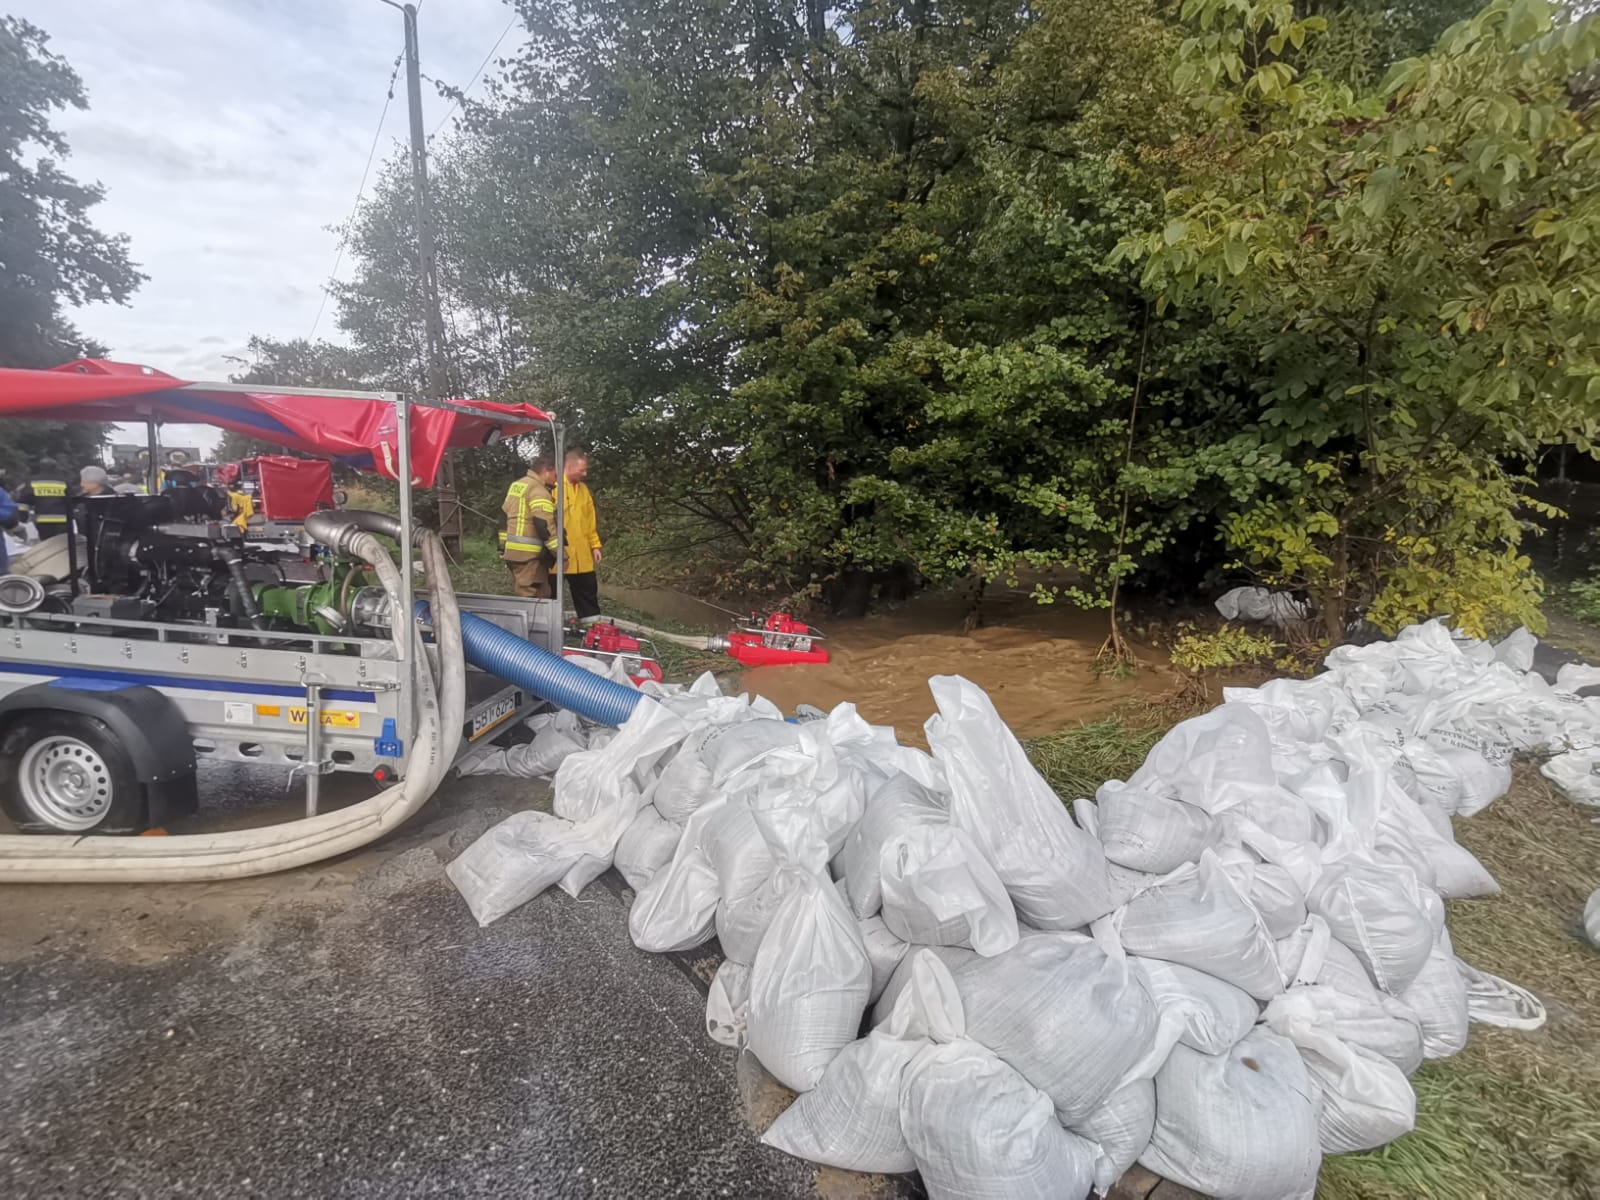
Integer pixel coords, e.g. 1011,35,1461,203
449,619,1582,1199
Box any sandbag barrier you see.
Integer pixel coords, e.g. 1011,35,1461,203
448,621,1595,1200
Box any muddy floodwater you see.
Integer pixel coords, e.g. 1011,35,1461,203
608,581,1176,741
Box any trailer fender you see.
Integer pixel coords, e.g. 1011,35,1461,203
0,683,199,829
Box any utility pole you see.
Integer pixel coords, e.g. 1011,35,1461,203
385,0,464,553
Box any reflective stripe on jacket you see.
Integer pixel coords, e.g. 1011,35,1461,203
501,473,560,562
559,479,601,574
20,479,69,526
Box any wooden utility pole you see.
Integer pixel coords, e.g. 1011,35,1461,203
389,1,464,552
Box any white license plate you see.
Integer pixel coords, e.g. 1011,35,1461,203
469,693,519,740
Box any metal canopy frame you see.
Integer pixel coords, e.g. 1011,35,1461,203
119,384,567,794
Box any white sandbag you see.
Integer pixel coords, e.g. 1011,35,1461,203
1141,1030,1322,1200
1588,888,1600,948
1222,675,1358,753
613,804,681,892
1127,704,1278,816
1541,748,1600,807
954,932,1161,1124
926,675,1114,930
765,948,959,1170
859,914,909,1004
1117,851,1283,1000
1264,982,1424,1078
1397,738,1466,813
900,1040,1097,1200
1132,957,1259,1056
742,706,876,860
628,802,725,952
879,825,1019,956
746,869,872,1092
871,944,977,1028
1214,585,1310,629
503,721,587,777
1070,1078,1155,1198
1555,662,1600,694
1445,746,1513,815
649,725,719,823
1307,861,1436,995
878,948,968,1043
1493,625,1538,673
551,700,687,827
1398,945,1469,1059
700,718,803,784
1265,998,1416,1153
446,809,586,926
702,796,778,905
762,1033,922,1173
706,959,750,1048
836,771,946,919
1278,916,1384,998
716,868,807,965
1217,850,1307,939
1094,780,1216,874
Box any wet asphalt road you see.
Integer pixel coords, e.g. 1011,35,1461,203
0,772,824,1199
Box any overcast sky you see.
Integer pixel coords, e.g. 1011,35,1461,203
10,0,524,454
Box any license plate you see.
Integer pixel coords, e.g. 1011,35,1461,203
469,693,520,740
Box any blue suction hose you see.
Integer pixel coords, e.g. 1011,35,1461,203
417,601,646,728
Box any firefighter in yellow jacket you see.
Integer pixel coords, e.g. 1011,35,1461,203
560,449,603,620
500,457,563,598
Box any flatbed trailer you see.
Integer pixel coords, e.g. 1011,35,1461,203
0,363,589,879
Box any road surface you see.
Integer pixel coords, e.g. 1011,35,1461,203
0,768,868,1199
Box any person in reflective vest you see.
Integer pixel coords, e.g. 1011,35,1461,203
500,456,563,598
15,460,70,538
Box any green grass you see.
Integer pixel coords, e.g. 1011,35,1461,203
1024,706,1188,800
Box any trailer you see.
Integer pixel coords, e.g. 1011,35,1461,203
0,359,644,883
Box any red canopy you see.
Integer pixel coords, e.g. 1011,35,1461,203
0,359,552,488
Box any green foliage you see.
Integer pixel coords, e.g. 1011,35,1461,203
1169,624,1282,672
1550,568,1600,625
0,17,142,476
300,0,1599,633
1121,0,1600,641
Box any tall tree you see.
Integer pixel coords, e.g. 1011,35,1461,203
1121,0,1600,639
0,16,144,482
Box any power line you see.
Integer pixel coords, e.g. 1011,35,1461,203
309,50,405,341
429,12,517,140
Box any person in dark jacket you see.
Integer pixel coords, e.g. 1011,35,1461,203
14,459,70,539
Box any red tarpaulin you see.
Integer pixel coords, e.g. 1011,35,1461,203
0,359,553,488
248,456,335,522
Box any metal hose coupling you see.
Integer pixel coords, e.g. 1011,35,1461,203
0,575,46,615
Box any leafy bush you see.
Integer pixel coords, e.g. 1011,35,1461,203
1169,625,1282,673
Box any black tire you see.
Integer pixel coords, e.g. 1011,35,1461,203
0,711,147,835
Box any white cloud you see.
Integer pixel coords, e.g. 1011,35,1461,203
9,0,525,457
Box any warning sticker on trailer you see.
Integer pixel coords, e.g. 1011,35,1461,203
286,708,363,729
223,702,255,725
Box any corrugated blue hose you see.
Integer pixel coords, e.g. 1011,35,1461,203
418,601,645,728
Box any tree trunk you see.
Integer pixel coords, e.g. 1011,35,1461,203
1318,527,1351,644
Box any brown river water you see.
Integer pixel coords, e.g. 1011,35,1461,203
606,582,1176,743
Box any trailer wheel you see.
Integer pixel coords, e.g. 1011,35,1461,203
0,712,146,834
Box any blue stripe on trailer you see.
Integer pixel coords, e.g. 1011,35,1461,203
0,662,376,705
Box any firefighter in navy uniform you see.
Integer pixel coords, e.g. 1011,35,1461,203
500,456,564,598
15,460,71,540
